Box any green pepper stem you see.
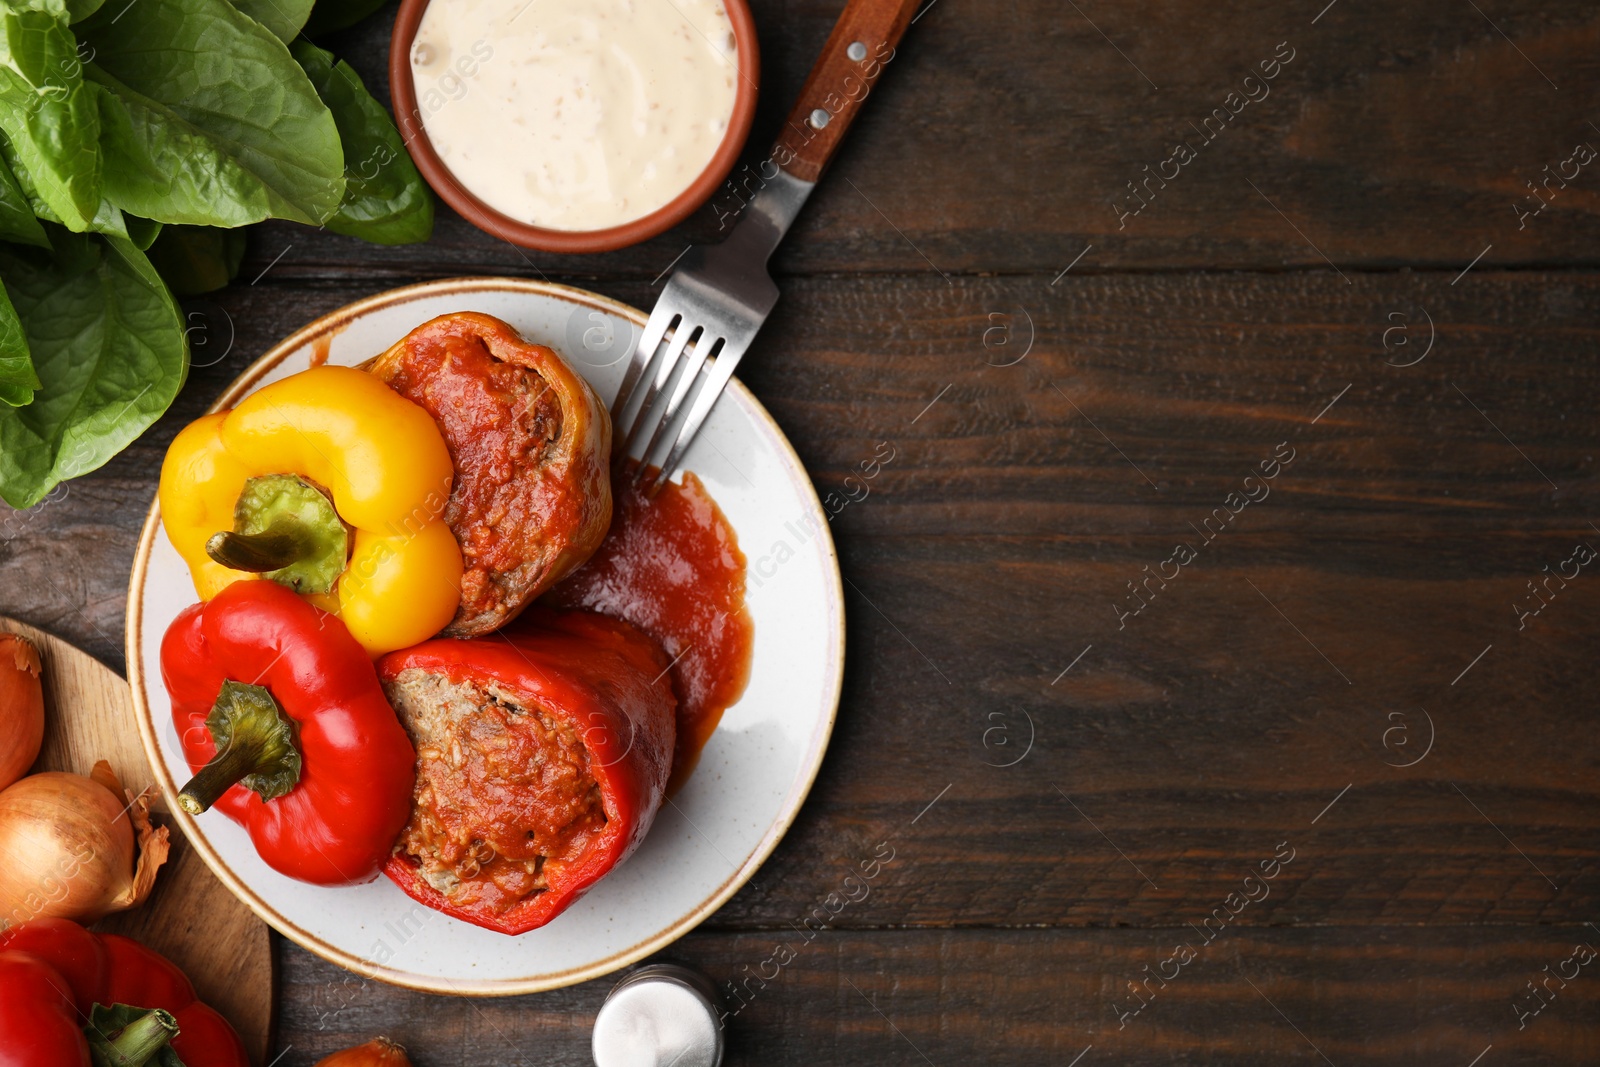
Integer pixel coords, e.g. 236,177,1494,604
178,732,272,814
177,680,303,813
99,1008,179,1067
205,521,315,572
208,474,350,596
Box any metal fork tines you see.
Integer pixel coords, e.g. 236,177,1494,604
612,169,814,493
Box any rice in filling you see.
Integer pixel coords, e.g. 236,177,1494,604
385,668,606,915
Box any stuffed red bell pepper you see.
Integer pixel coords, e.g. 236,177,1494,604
0,917,248,1067
161,581,416,885
378,609,676,934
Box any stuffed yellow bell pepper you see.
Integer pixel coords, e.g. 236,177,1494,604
159,366,463,656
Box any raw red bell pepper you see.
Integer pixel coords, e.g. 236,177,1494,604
161,580,416,885
378,609,676,934
0,917,248,1067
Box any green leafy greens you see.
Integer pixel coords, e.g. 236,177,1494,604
0,277,38,407
0,151,46,247
0,6,100,229
0,0,432,508
81,0,346,226
233,0,313,44
145,225,246,297
292,41,433,245
0,228,185,507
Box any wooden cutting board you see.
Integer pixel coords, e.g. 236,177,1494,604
2,616,274,1065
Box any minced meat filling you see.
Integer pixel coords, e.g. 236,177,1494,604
380,333,565,627
385,669,606,915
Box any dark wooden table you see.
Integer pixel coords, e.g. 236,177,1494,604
7,0,1600,1062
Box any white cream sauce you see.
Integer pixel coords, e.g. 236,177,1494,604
411,0,739,232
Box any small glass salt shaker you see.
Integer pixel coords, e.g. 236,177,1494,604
592,963,724,1067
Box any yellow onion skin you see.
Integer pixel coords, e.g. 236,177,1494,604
0,765,167,928
313,1038,413,1067
0,635,44,791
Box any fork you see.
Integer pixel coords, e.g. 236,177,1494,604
612,0,925,493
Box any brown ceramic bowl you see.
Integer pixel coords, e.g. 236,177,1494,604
389,0,759,254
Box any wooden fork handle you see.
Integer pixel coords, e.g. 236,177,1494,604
772,0,925,184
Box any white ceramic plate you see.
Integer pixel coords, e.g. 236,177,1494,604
126,278,844,994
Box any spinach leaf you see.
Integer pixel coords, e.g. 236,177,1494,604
301,0,387,37
75,190,124,235
291,41,431,245
231,0,313,45
0,279,38,407
146,224,246,295
7,0,111,24
0,130,130,239
88,71,286,227
124,212,160,249
78,0,344,226
65,0,105,22
0,6,100,230
0,227,185,508
0,144,48,247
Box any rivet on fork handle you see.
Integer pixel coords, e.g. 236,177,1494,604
770,0,924,184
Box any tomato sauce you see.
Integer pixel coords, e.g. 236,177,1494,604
546,470,753,792
309,335,333,367
380,325,566,625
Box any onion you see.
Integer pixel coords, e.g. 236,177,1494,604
313,1038,413,1066
0,761,169,927
0,634,44,791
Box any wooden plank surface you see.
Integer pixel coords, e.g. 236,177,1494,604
276,927,1600,1065
250,0,1600,280
2,0,1598,1062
